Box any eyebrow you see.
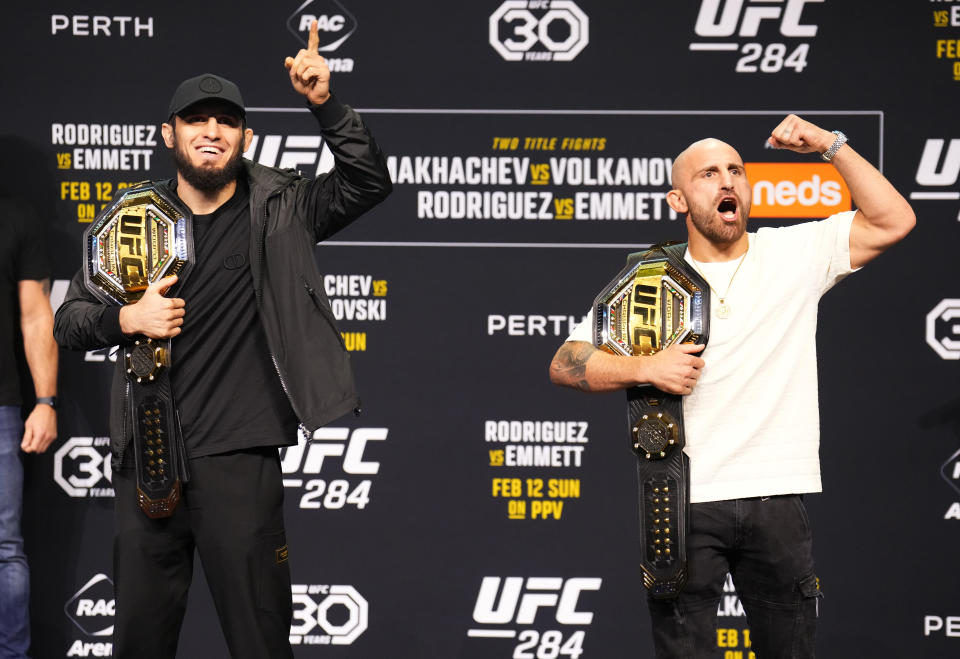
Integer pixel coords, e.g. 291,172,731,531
696,162,744,174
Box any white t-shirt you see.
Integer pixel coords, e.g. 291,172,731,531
566,211,858,502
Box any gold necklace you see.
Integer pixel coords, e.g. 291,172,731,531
688,246,749,319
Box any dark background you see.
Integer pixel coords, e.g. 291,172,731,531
3,1,959,657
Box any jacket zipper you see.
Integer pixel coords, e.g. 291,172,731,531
302,278,347,350
118,379,131,466
302,278,361,417
255,194,311,441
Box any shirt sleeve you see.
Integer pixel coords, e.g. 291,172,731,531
819,209,859,293
756,209,858,298
12,200,50,282
565,307,594,342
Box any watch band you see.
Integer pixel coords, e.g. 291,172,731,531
821,130,847,161
36,396,57,409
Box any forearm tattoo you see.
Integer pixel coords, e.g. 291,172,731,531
552,342,596,391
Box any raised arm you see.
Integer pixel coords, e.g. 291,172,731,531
284,20,391,241
549,340,705,395
768,114,915,269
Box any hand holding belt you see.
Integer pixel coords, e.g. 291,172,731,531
593,242,709,599
82,183,195,518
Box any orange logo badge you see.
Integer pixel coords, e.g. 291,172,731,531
745,163,851,219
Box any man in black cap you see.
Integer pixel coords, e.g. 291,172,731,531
54,21,391,658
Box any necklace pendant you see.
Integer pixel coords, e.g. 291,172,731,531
717,300,731,319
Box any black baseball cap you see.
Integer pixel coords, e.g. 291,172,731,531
167,73,245,119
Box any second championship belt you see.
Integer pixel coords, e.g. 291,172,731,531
83,183,194,518
593,243,709,599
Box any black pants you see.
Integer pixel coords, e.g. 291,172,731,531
112,447,293,659
647,495,822,659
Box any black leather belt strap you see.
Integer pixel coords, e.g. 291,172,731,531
628,385,689,598
124,337,189,519
621,243,708,599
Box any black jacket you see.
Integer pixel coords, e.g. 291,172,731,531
54,97,392,466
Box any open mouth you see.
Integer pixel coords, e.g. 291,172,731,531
198,146,222,155
717,197,737,220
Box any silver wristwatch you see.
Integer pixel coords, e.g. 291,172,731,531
821,130,847,162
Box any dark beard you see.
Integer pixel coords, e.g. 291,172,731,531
170,136,244,193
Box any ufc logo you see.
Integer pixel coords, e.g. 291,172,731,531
280,427,387,475
243,135,334,176
694,0,823,38
118,212,147,284
632,283,659,349
472,577,601,625
915,139,960,186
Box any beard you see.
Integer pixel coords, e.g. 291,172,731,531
687,195,749,245
170,133,245,193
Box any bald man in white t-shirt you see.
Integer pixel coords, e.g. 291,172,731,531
550,115,915,658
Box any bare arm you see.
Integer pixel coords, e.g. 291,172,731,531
18,278,58,453
768,115,915,269
549,340,705,395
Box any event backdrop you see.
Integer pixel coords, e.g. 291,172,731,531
2,1,959,657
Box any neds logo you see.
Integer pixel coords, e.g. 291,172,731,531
745,162,850,218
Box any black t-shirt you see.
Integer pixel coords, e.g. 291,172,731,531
0,198,50,406
171,180,297,457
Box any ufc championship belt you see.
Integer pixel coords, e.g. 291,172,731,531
83,183,194,518
593,243,709,599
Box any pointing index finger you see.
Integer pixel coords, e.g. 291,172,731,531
308,19,320,52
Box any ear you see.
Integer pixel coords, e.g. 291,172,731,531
161,122,174,148
242,127,254,154
666,188,688,215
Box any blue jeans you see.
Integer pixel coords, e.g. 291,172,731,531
647,495,822,659
0,406,30,658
